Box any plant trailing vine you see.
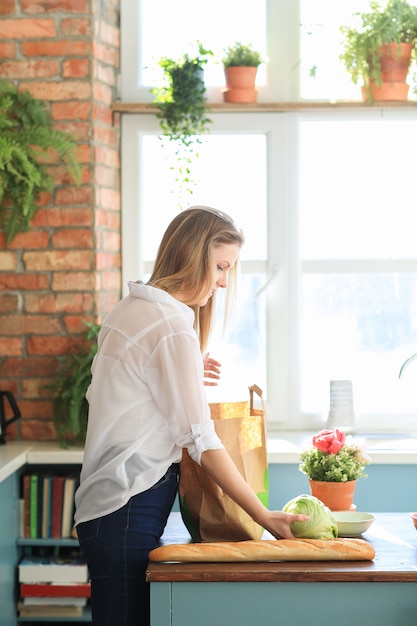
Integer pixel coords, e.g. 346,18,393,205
151,42,213,204
48,322,100,448
0,80,81,243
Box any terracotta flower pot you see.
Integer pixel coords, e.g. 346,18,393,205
362,42,412,102
309,479,356,511
223,66,258,103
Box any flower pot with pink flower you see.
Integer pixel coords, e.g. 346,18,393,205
299,429,371,511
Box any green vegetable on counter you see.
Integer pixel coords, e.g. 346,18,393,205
282,494,338,539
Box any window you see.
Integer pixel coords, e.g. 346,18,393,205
120,0,417,433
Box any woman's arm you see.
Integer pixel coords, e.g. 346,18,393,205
200,448,308,540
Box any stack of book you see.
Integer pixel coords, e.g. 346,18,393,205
21,472,78,539
18,555,90,618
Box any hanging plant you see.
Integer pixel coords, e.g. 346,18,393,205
0,80,81,243
151,42,213,203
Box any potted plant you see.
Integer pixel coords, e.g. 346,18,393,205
151,42,213,202
340,0,417,102
221,42,264,103
0,80,81,244
48,322,100,448
299,428,371,510
152,41,213,144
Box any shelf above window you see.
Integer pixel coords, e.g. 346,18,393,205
111,100,417,114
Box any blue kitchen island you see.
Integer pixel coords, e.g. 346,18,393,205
147,512,417,626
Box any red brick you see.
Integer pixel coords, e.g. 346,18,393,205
0,59,59,79
92,80,113,105
63,58,90,78
52,271,95,291
95,145,119,168
95,208,120,229
23,250,93,271
0,337,23,356
0,18,56,38
51,100,91,120
92,101,113,125
21,40,90,58
27,335,86,356
33,207,92,227
54,186,92,206
0,42,16,57
0,314,62,335
94,124,118,145
0,380,18,396
63,315,94,333
96,252,120,270
1,231,50,250
94,164,119,188
96,290,120,314
53,120,90,141
92,41,119,67
98,21,119,47
24,292,93,314
21,420,57,441
21,0,88,14
0,295,19,313
0,273,50,290
19,79,91,101
95,62,117,87
52,228,93,249
22,377,54,398
0,251,18,270
0,0,16,15
101,271,121,291
0,357,59,378
98,187,120,209
19,400,52,418
60,17,92,36
100,230,120,251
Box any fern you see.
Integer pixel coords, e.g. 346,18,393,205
0,80,81,243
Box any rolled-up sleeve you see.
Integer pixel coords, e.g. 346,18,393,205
146,325,225,465
177,420,224,464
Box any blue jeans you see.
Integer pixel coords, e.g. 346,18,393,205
76,463,180,626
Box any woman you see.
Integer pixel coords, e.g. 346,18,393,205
74,206,308,626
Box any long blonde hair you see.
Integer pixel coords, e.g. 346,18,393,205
149,206,244,352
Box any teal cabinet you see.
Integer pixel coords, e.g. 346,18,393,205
0,471,19,626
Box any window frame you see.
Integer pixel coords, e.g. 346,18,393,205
120,0,417,435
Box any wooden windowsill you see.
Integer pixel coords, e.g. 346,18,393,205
111,100,417,114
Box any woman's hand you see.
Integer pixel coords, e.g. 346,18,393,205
260,510,309,540
203,353,221,386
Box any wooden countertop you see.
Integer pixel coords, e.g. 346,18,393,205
146,512,417,583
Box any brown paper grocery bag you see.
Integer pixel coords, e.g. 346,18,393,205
179,385,268,542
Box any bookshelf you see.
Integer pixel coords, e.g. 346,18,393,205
16,461,91,625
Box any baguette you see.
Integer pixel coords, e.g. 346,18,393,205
149,538,375,563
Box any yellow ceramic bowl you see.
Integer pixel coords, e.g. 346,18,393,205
411,513,417,530
332,511,375,537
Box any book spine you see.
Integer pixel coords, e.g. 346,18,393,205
29,474,38,539
20,583,91,598
22,474,31,539
50,475,65,539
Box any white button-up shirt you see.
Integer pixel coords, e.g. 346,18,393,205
74,281,223,525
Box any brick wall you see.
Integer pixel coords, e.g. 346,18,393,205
0,0,121,442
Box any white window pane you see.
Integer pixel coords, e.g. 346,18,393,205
141,134,267,261
207,273,267,403
299,119,417,259
301,273,417,420
140,0,267,88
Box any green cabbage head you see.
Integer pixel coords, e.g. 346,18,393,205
282,494,338,539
